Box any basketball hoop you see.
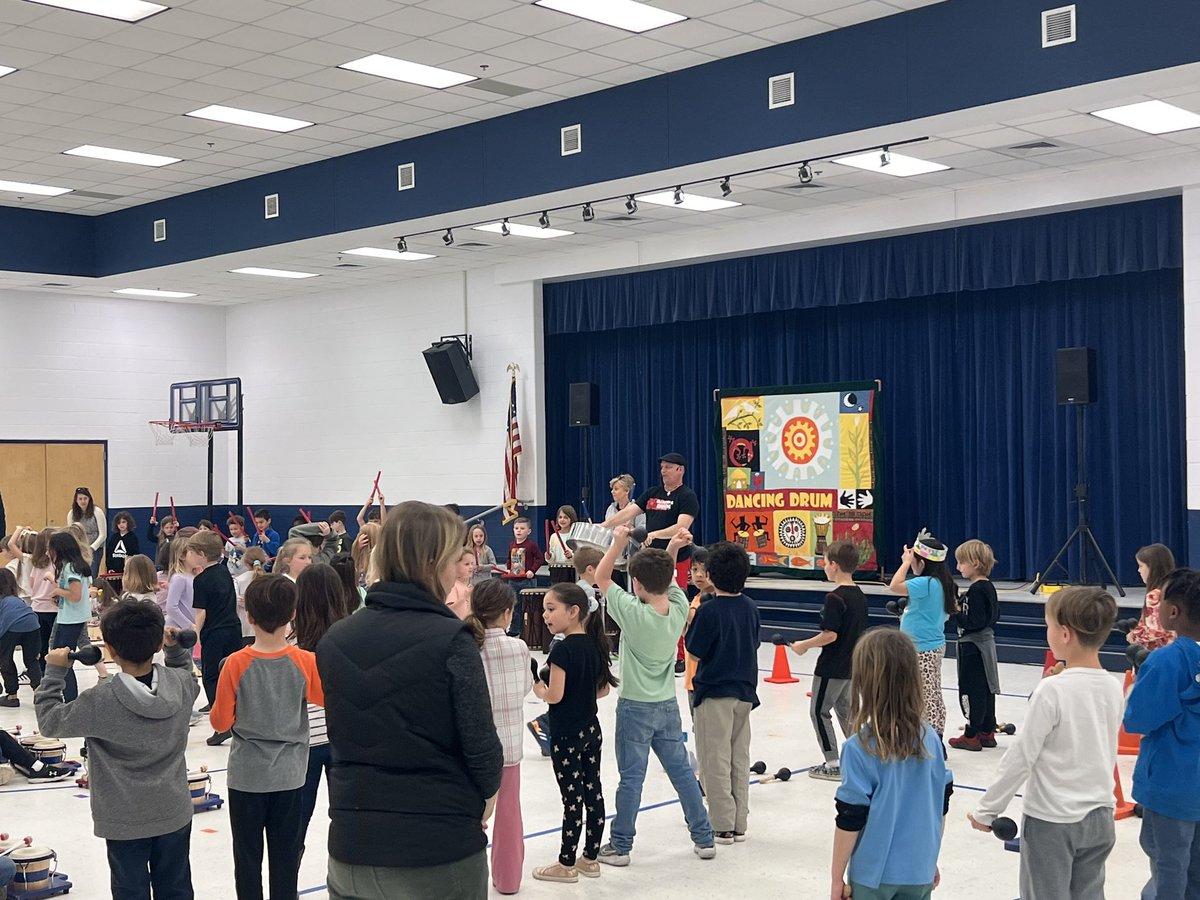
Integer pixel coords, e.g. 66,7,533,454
148,420,221,447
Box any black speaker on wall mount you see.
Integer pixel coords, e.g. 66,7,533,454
569,382,600,427
423,335,479,404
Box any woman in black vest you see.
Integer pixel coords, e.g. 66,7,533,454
317,501,503,900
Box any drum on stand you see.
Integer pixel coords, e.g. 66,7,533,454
548,565,576,585
520,587,551,651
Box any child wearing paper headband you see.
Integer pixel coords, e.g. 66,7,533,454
887,529,957,735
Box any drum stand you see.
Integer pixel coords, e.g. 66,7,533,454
9,874,74,899
1031,404,1125,595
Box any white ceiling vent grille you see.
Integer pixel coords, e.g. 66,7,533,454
561,124,582,156
264,193,279,219
153,219,166,242
1042,5,1076,47
397,162,415,191
769,73,794,109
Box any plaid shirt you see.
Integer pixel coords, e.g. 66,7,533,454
480,628,532,765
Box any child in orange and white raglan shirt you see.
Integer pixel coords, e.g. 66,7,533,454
211,574,323,900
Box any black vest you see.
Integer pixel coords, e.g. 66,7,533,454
317,581,486,867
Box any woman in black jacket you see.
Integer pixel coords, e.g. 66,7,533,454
317,500,503,900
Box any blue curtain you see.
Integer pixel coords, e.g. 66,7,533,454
545,197,1181,335
544,269,1185,583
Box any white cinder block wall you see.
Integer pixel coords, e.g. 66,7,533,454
223,271,545,508
0,291,229,507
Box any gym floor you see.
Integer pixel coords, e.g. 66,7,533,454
1,645,1146,899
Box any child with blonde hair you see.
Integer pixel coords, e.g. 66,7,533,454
832,629,954,899
445,547,474,620
163,532,197,630
120,555,158,603
234,547,268,646
273,537,313,582
949,539,1002,752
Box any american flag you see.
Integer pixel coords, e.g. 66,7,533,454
503,374,522,523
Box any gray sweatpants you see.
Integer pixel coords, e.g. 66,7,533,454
811,675,852,763
1020,806,1116,900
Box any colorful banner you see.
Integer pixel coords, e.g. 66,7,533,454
716,383,880,577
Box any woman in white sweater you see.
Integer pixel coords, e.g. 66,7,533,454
67,487,105,577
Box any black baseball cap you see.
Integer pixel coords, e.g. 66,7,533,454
659,452,687,466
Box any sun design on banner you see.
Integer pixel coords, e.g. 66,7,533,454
765,399,833,480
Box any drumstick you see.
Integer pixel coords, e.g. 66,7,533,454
151,492,159,521
170,496,176,521
246,506,265,539
299,507,311,523
371,470,382,501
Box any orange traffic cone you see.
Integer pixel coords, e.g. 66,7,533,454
1113,764,1136,820
1118,669,1142,755
764,645,800,684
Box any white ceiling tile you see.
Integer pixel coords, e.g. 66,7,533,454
26,11,126,41
653,17,742,46
0,2,50,26
479,5,564,36
99,28,196,54
212,25,309,54
535,21,626,51
197,68,282,93
299,0,399,21
171,41,265,67
365,7,470,38
144,9,245,39
592,64,662,85
133,55,224,80
764,0,855,14
594,36,683,65
436,21,524,53
705,2,801,31
235,55,326,80
184,0,291,25
489,35,575,66
97,68,184,92
817,1,902,27
253,7,352,39
541,53,625,79
417,0,514,18
257,80,341,103
698,33,775,57
749,17,834,40
307,91,394,114
640,48,715,72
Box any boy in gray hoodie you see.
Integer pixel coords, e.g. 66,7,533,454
36,598,200,900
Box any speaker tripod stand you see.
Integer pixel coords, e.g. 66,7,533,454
1031,403,1125,596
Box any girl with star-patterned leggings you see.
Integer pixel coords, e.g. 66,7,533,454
531,582,619,884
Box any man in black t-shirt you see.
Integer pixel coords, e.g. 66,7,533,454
602,452,699,668
786,540,868,781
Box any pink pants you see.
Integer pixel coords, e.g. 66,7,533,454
491,764,524,894
675,560,689,661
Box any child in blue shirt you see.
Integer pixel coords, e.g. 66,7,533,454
1124,566,1200,899
887,530,955,735
832,628,953,900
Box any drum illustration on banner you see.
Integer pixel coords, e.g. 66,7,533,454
716,382,881,577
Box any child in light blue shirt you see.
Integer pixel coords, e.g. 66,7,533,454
832,629,952,899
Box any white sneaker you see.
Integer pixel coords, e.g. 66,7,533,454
693,844,716,859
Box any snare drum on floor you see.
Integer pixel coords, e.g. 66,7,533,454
520,587,551,652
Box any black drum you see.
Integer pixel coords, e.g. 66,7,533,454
549,565,576,585
520,587,552,651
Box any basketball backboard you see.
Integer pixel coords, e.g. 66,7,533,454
170,378,242,428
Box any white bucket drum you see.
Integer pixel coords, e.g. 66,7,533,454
11,844,57,892
565,523,614,553
31,739,66,765
188,769,211,806
18,734,40,750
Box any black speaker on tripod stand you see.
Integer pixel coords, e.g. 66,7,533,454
1031,348,1125,595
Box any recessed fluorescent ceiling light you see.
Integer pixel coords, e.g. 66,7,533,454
343,247,437,261
113,288,196,298
1090,99,1200,134
26,0,166,21
473,222,575,239
186,105,312,133
535,0,686,32
0,178,72,196
65,145,180,167
635,190,741,211
339,55,475,89
0,66,15,78
832,151,950,177
229,267,319,279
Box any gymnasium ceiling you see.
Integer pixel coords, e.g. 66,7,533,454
1,0,1199,304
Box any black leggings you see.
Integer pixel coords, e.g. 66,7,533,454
200,627,242,706
550,724,605,867
958,642,997,737
0,629,41,695
37,611,57,671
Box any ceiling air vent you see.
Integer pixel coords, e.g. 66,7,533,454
769,73,794,109
397,162,415,191
153,219,166,242
264,193,279,219
561,124,582,156
603,215,640,222
455,242,491,249
1009,140,1060,150
1042,5,1076,47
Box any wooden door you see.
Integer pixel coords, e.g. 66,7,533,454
0,444,48,532
45,443,106,528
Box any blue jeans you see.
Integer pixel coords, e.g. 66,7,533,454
50,621,85,702
609,697,713,853
106,821,194,899
1140,808,1200,900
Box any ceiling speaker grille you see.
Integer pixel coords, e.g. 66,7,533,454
397,162,415,191
1042,5,1076,47
769,73,794,109
153,219,166,242
264,193,279,219
561,124,582,156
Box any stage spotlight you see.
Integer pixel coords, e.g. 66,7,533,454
625,195,638,214
539,211,550,228
798,162,814,184
396,237,408,253
880,147,891,167
673,186,684,205
443,229,454,246
720,176,731,197
582,202,595,222
500,218,511,236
